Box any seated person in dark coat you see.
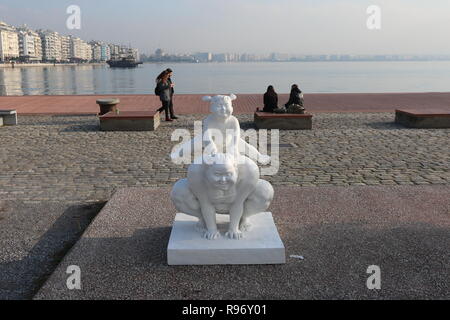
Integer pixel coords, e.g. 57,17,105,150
263,85,278,112
285,84,304,108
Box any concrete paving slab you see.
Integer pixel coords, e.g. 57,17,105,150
34,185,450,300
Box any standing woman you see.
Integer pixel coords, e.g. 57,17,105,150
156,70,174,122
166,68,178,119
263,85,278,112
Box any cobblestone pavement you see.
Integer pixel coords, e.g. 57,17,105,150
1,113,449,202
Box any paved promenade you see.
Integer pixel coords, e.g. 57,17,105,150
1,113,449,202
1,92,450,114
35,186,450,300
1,108,449,299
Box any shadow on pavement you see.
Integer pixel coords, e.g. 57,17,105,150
0,201,106,300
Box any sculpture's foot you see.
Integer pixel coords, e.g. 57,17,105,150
196,219,207,232
203,229,221,240
225,229,243,240
239,218,252,232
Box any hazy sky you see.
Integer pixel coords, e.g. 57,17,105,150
1,0,449,55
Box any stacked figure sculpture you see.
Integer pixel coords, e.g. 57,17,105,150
171,94,274,240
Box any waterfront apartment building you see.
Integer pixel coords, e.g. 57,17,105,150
109,44,121,59
17,26,42,62
83,42,93,61
60,36,71,62
91,43,101,61
101,44,111,61
0,21,20,62
1,21,137,64
90,41,111,62
69,36,92,62
38,30,62,62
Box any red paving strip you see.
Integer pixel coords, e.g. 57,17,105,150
0,92,449,115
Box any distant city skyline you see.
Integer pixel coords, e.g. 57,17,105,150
0,20,140,63
1,0,450,56
4,15,450,64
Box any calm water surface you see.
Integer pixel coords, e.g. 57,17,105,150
1,61,450,96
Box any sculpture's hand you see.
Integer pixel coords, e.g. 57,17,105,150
203,229,221,240
225,229,243,240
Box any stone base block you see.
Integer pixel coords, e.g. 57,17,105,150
395,109,450,128
167,212,286,265
254,112,312,130
100,111,160,131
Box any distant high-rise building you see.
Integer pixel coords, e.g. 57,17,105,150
69,36,82,60
212,53,227,62
0,21,19,62
83,42,92,61
69,36,91,61
60,35,71,62
155,48,165,58
38,29,62,62
90,41,111,62
101,44,111,61
17,25,42,62
90,41,101,61
193,52,212,62
108,44,121,59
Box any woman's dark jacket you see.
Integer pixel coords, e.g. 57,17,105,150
168,77,175,97
263,92,278,112
157,80,171,102
285,87,303,107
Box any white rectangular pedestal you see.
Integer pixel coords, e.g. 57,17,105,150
167,212,285,265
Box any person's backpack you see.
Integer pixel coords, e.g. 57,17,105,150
154,84,161,96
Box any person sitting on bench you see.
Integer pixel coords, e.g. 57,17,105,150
263,85,278,113
285,84,304,108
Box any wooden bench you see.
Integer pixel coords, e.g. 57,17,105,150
395,109,450,128
254,112,313,130
99,111,160,131
0,110,18,126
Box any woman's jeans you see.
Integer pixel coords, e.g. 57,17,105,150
161,100,171,119
161,99,175,119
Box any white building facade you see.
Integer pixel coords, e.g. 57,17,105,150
17,26,42,62
39,30,62,62
0,21,20,62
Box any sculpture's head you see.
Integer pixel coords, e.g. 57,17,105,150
202,94,237,120
204,153,238,191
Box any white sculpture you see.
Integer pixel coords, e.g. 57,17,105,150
170,94,271,165
170,95,274,240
